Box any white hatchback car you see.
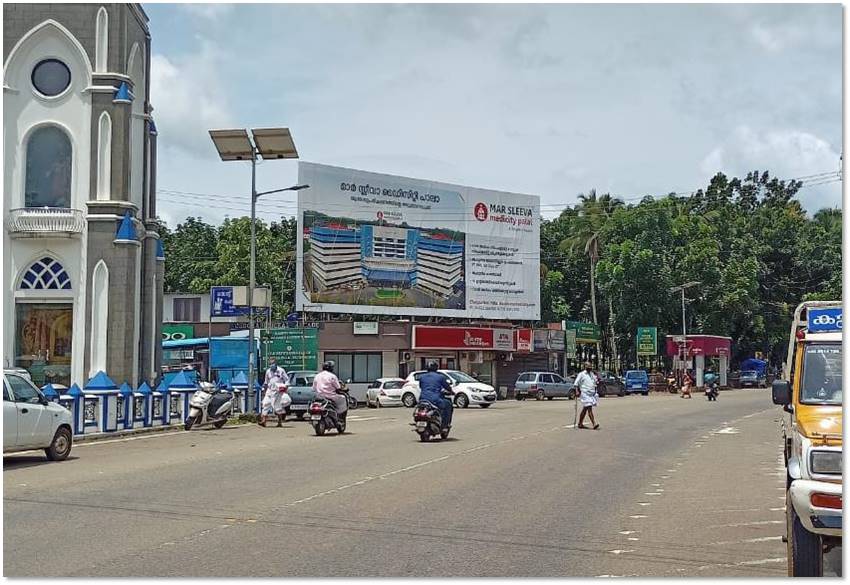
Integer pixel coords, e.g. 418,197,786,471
365,378,406,408
4,370,73,461
400,370,497,409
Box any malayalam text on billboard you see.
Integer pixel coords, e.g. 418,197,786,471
296,162,541,320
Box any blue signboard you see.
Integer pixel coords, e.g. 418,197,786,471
211,286,237,317
808,307,842,333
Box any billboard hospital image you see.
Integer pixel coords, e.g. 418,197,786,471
296,162,540,320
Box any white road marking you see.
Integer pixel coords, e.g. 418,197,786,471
629,515,648,519
715,427,739,434
627,537,640,541
618,530,636,535
710,535,783,545
710,520,783,528
769,507,785,512
608,549,634,555
644,493,661,496
638,502,652,506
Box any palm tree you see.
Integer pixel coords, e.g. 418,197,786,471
560,189,623,325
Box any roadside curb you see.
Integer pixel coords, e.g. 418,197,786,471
75,424,185,444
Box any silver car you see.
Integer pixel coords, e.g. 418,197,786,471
514,371,576,401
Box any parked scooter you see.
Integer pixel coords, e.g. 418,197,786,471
412,390,454,442
309,379,352,436
185,382,233,430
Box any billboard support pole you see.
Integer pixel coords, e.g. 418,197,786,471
248,149,257,399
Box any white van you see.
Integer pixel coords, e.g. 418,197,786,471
4,370,73,461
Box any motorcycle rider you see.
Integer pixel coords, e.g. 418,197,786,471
313,360,347,422
418,361,454,433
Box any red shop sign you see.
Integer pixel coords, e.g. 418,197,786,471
413,326,497,350
515,329,533,353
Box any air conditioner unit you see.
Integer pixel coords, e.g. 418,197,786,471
468,351,483,363
403,352,412,361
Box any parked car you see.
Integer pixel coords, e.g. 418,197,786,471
400,370,497,408
3,370,73,461
286,370,318,418
514,372,576,401
366,378,406,408
624,370,649,395
596,371,626,397
739,370,767,388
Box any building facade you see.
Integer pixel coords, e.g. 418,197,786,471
3,3,162,387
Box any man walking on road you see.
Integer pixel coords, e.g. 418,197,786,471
573,361,600,429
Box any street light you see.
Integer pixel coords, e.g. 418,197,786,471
209,127,307,403
669,281,700,379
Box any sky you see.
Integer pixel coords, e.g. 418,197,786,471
144,3,843,227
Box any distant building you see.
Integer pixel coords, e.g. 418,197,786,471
415,233,463,298
307,225,364,290
3,4,162,387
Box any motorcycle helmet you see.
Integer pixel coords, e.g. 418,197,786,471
427,361,439,372
323,360,335,373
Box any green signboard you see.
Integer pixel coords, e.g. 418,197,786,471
566,321,601,343
162,324,194,341
260,328,319,371
636,326,657,356
565,329,577,358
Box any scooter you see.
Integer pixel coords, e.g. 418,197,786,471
308,394,347,436
185,382,233,430
705,382,719,401
412,390,454,442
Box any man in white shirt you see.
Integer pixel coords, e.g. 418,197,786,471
573,361,600,429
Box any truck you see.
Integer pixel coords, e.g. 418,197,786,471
772,301,842,576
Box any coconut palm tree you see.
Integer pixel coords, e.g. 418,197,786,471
560,189,623,325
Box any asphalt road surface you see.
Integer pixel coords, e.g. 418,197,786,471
4,389,841,577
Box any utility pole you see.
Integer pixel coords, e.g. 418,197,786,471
669,281,700,383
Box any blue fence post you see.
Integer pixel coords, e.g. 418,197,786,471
137,382,153,427
85,371,119,433
156,379,169,426
119,383,134,430
167,370,198,426
67,384,85,435
41,384,60,404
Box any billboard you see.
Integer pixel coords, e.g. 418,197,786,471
296,162,540,320
260,328,319,371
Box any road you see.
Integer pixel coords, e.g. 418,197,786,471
3,389,840,577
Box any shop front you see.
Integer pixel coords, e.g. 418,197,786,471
665,334,732,388
319,321,412,403
410,325,515,387
495,327,565,396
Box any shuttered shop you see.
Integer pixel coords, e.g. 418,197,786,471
496,353,550,397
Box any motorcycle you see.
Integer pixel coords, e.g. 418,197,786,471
308,380,352,436
185,382,233,430
705,382,719,401
412,390,454,442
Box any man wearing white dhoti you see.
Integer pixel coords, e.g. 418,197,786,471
573,362,600,430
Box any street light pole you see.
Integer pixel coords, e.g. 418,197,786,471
209,128,306,408
669,281,700,383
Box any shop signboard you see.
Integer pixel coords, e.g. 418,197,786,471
493,328,514,351
260,328,319,371
533,329,548,351
353,322,379,335
515,329,533,353
636,326,657,356
548,330,565,351
412,326,516,351
162,324,194,341
565,329,577,358
296,162,540,320
566,321,601,343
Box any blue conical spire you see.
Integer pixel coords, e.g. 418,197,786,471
119,382,134,396
116,211,137,241
85,371,118,391
167,370,197,390
113,81,133,104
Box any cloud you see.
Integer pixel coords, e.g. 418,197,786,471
181,4,235,22
150,44,235,159
699,126,841,210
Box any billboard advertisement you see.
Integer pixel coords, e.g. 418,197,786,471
296,162,540,320
636,327,657,356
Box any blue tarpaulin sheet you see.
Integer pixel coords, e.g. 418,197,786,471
740,358,767,374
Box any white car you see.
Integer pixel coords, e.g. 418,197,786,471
400,370,497,409
365,378,406,408
4,370,73,461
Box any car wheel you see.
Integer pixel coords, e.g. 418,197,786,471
787,490,823,576
45,427,72,461
367,398,377,409
546,396,554,401
480,404,491,408
516,395,524,401
402,392,417,408
455,393,469,408
536,390,545,401
643,391,649,396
